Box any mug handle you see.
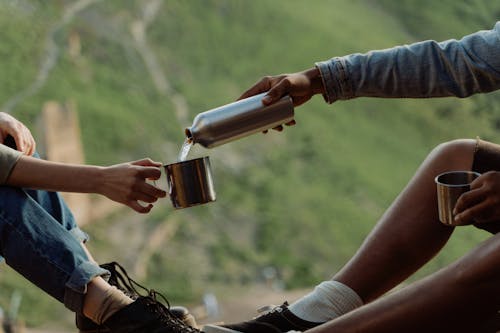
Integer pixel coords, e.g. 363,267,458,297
167,172,176,200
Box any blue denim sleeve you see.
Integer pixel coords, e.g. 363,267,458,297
316,21,500,103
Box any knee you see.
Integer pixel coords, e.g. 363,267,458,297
430,139,476,169
0,187,29,219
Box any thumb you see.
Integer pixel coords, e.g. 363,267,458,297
132,158,162,167
263,81,288,105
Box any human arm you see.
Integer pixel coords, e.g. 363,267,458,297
244,21,500,109
6,155,166,213
306,233,500,333
317,21,500,103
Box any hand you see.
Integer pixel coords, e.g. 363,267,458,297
239,67,325,132
0,112,36,155
99,158,167,213
453,171,500,225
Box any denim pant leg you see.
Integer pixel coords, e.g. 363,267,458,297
0,186,109,313
18,152,88,241
22,187,89,242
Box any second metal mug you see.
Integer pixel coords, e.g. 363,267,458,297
435,170,481,226
164,156,216,209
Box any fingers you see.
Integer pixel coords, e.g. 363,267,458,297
132,158,163,168
12,128,36,156
238,76,275,100
453,187,486,215
134,165,167,203
105,161,168,213
454,201,481,225
129,158,164,180
125,182,166,214
453,171,500,224
263,78,291,105
141,182,167,200
131,192,159,205
137,166,162,181
262,119,296,134
239,75,290,105
26,133,36,155
129,201,153,214
454,200,494,225
0,113,36,155
240,71,316,107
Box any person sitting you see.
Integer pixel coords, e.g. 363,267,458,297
0,111,199,333
204,21,500,333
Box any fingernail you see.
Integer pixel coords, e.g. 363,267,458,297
262,95,272,104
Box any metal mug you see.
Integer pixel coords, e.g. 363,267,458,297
164,156,216,209
435,170,481,226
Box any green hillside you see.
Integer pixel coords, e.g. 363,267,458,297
0,0,499,327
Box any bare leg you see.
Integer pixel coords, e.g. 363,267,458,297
309,232,500,333
334,139,477,302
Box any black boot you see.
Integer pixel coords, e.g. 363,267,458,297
103,294,201,333
76,262,197,332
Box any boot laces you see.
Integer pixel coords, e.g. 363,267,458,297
102,261,150,298
145,290,201,333
255,302,289,319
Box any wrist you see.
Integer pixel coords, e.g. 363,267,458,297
92,166,107,195
303,67,325,95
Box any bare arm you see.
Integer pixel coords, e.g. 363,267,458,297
6,155,166,213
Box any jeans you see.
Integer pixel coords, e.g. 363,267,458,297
0,185,109,313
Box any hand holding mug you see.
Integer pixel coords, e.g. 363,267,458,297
99,158,166,213
454,171,500,225
435,171,480,226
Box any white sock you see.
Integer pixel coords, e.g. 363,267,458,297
288,280,363,323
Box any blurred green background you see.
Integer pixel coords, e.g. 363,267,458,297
0,0,500,328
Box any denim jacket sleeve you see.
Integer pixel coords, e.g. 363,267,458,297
316,21,500,103
0,144,22,184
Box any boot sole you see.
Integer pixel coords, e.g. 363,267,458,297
203,324,243,333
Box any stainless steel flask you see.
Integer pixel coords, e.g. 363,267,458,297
185,92,294,148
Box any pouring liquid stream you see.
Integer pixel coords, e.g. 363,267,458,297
178,137,194,162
